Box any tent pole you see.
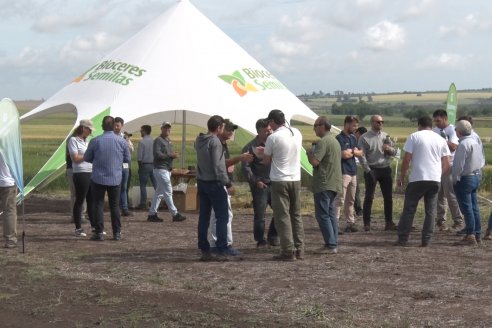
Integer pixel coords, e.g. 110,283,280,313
181,110,186,169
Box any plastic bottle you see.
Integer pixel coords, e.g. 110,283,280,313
440,129,448,140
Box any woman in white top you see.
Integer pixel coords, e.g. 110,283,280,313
68,120,94,237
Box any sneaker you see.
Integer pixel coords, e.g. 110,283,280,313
452,222,464,230
4,240,17,249
384,221,397,231
456,227,467,236
74,228,87,237
257,240,268,248
172,213,187,222
436,219,449,231
314,246,337,254
364,224,371,232
344,224,359,233
90,233,104,241
453,235,477,246
267,238,280,246
484,229,492,240
224,246,242,256
147,214,163,222
200,251,214,262
272,253,296,261
91,228,107,235
393,240,408,247
113,232,121,241
295,249,305,260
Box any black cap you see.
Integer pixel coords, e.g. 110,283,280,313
224,119,238,131
266,109,285,125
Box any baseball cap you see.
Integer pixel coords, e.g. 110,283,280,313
79,119,95,132
161,121,172,128
224,119,238,132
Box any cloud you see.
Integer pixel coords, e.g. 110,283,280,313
416,53,471,69
267,13,327,70
402,0,435,19
439,13,491,37
60,32,121,62
31,3,115,33
365,20,405,51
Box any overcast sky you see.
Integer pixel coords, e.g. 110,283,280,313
1,0,491,100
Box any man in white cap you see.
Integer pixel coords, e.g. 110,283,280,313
147,122,186,222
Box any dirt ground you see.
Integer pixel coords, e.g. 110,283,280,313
1,192,492,328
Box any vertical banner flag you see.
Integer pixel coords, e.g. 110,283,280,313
0,98,24,203
446,83,457,124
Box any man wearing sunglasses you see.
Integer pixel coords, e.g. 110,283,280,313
358,115,397,231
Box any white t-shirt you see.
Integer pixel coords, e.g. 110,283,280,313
0,152,15,187
68,136,93,173
404,129,450,183
264,125,302,181
432,124,458,163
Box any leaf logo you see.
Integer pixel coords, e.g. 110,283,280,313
72,64,98,83
219,70,258,97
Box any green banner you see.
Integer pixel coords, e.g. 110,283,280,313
446,83,457,124
23,107,111,196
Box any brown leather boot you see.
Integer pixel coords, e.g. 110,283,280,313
453,234,477,246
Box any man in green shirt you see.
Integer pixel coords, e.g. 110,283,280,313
307,116,343,254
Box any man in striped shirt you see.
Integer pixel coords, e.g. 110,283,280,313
84,116,131,241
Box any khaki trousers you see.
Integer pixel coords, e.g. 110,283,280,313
335,175,357,224
438,169,463,224
0,186,17,244
271,181,304,255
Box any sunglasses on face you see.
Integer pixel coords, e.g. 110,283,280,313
374,121,384,124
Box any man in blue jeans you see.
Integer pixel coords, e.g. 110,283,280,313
84,116,131,241
114,117,133,216
307,116,342,254
195,115,234,261
452,120,484,246
137,125,156,209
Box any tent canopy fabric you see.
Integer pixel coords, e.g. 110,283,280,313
0,98,24,203
21,0,324,195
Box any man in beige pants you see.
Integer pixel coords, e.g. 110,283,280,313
335,116,364,233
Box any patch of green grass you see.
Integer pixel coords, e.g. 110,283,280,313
63,251,91,261
23,266,55,282
120,311,154,327
302,303,326,320
0,293,17,300
97,295,124,306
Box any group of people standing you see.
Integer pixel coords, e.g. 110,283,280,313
65,116,188,241
194,108,490,262
1,108,490,254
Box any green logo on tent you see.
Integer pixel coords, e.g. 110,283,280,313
73,60,147,86
219,71,258,97
219,68,286,97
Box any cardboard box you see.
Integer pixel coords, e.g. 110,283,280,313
172,185,199,212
